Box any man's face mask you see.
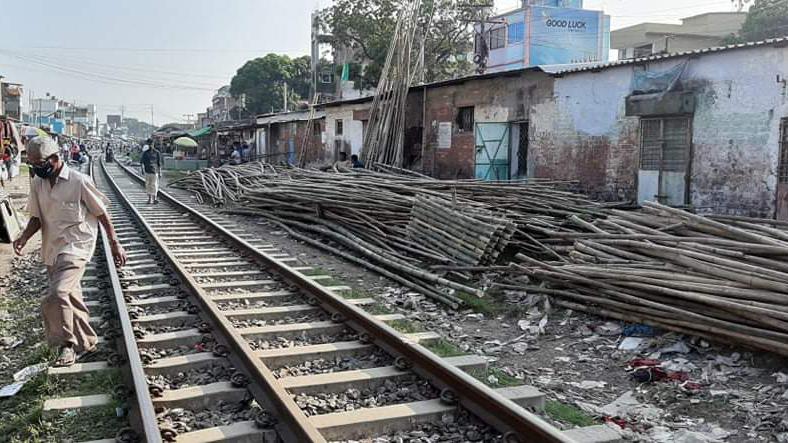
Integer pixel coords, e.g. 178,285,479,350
30,155,56,179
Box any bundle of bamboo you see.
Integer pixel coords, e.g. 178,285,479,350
361,0,423,167
407,195,516,266
514,201,788,356
168,162,602,306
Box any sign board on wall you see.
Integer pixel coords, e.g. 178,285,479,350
438,122,452,149
529,6,606,65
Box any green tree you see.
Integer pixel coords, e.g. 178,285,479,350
739,0,788,41
229,53,311,115
722,0,788,43
320,0,482,89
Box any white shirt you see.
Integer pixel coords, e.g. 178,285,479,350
27,164,109,266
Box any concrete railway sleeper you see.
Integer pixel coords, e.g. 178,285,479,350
98,159,576,443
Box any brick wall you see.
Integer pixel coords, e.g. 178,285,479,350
422,71,554,179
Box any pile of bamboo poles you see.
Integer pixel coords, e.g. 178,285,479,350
168,162,286,204
513,201,788,356
172,163,788,354
407,195,516,266
169,162,602,306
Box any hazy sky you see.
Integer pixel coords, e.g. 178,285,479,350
0,0,744,126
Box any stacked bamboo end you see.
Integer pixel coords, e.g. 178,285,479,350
407,195,515,266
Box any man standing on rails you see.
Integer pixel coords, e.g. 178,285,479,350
140,142,162,204
13,137,127,367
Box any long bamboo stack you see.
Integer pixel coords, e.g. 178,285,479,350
171,162,788,356
514,201,788,356
169,162,601,306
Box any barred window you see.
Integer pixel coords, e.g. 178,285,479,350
640,117,691,172
456,107,474,133
489,27,506,50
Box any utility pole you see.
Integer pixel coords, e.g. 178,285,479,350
283,82,289,112
460,2,502,74
150,105,154,128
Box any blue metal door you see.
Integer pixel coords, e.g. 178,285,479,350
475,123,510,180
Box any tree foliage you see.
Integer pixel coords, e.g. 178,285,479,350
229,54,311,115
320,0,485,88
739,0,788,41
722,0,788,43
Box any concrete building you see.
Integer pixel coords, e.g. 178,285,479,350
321,97,372,160
475,0,610,73
612,12,746,60
209,86,240,122
529,38,788,218
310,10,375,103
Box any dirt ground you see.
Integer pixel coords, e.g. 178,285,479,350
160,177,788,442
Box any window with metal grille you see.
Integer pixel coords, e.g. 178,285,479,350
456,106,474,133
335,119,343,136
489,27,506,50
640,117,691,171
779,119,788,183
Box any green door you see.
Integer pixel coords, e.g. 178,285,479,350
475,123,510,181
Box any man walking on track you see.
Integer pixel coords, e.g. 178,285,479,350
140,142,161,204
13,137,127,367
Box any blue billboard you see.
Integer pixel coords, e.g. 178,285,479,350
528,6,608,65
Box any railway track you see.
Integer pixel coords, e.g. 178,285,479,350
49,156,583,442
38,159,158,443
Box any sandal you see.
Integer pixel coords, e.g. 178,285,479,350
77,345,98,361
54,346,77,367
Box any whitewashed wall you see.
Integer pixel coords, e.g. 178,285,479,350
323,103,368,159
530,45,788,216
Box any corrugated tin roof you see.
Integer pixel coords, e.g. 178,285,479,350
539,36,788,75
256,110,325,124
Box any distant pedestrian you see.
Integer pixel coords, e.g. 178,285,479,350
241,143,250,163
351,154,364,169
13,137,127,367
140,144,161,204
0,139,13,187
333,151,352,170
230,146,241,165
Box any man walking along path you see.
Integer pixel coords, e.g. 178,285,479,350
13,137,127,367
141,143,161,204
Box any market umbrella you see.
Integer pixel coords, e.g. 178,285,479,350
173,137,198,149
22,126,49,138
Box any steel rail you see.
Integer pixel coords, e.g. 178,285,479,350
90,159,162,443
115,161,574,442
101,160,326,443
